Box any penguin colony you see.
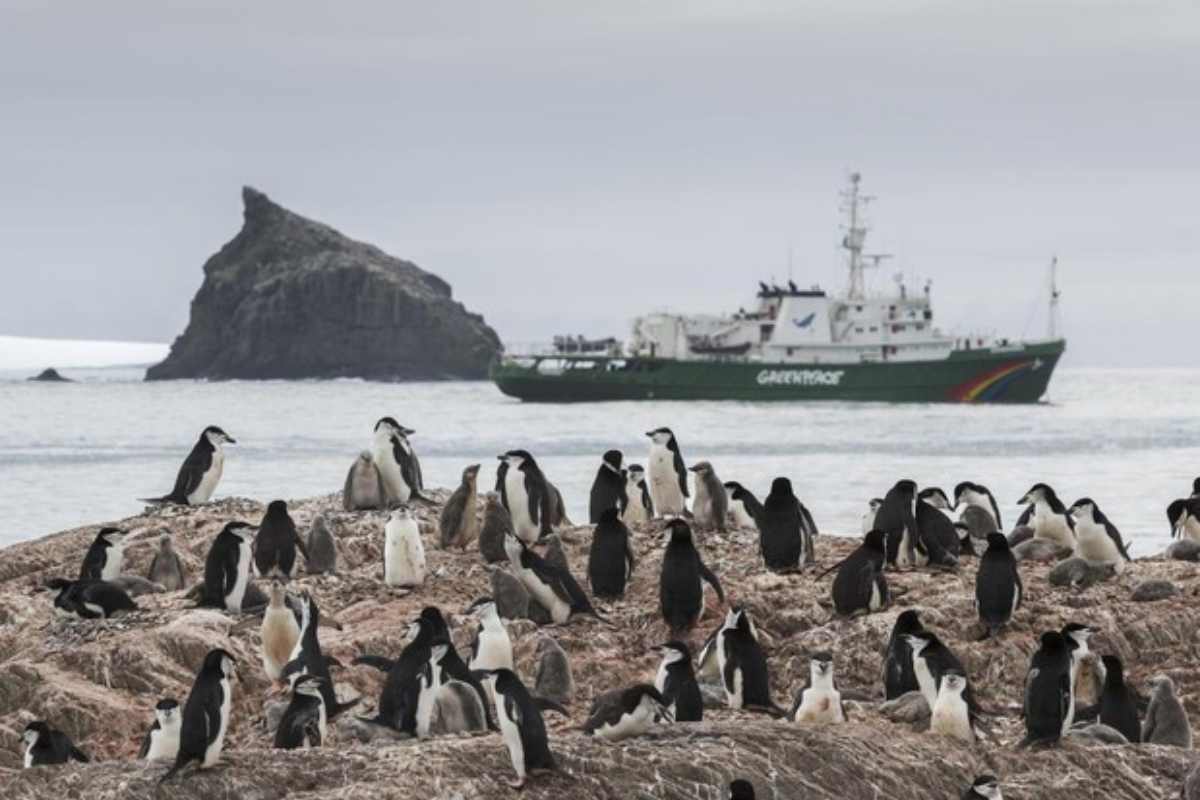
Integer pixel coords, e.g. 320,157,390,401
16,420,1200,799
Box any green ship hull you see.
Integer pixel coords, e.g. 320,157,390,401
491,340,1065,404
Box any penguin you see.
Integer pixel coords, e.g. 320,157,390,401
915,487,960,566
883,609,924,700
372,417,425,504
467,598,514,671
254,500,309,579
260,580,300,681
161,648,237,782
589,450,628,524
1022,631,1074,747
1088,654,1140,743
505,531,601,624
715,607,779,712
646,427,688,516
689,461,729,532
141,425,235,505
288,592,358,718
498,449,559,544
861,498,884,534
725,481,761,530
621,464,654,526
955,522,978,557
200,521,257,613
659,518,726,634
481,668,557,789
587,507,636,599
929,671,974,743
479,492,514,563
138,699,181,761
790,652,847,725
22,721,88,767
730,780,756,800
827,529,888,617
79,527,127,581
305,513,338,575
1142,674,1192,747
415,643,451,739
147,533,187,591
274,674,327,749
417,622,496,732
430,680,490,736
491,566,530,620
653,641,702,722
755,477,805,571
975,533,1022,638
343,450,387,511
1062,622,1102,700
439,463,481,550
953,481,1003,532
384,505,426,587
905,630,977,716
47,577,137,619
357,609,439,733
1017,483,1076,550
533,634,575,707
1171,497,1200,542
962,775,1002,800
1067,498,1131,572
583,684,672,741
876,479,920,567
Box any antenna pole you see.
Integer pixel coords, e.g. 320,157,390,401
841,173,871,299
1048,256,1060,339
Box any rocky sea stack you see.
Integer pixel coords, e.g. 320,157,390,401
145,188,501,381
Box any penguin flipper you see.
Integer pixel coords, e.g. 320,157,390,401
68,745,90,762
697,560,726,605
330,696,361,718
353,655,395,672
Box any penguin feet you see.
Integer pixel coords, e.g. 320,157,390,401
507,776,526,790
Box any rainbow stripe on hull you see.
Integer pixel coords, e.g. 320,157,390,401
949,359,1043,403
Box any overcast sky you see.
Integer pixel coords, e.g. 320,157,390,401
3,1,1197,366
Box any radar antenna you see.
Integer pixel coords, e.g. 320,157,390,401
1048,256,1061,339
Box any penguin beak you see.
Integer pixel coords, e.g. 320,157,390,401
225,435,238,444
644,431,654,437
1017,493,1029,504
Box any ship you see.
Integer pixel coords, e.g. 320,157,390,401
491,174,1066,404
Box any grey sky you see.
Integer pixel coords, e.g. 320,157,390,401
3,1,1197,366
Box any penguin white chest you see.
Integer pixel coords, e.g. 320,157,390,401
204,678,232,767
23,742,34,768
504,470,539,543
596,703,655,741
226,539,252,611
1033,505,1074,549
372,441,411,503
493,694,526,779
518,566,571,624
190,449,224,504
100,544,125,581
930,689,973,742
715,636,744,708
648,448,684,514
471,629,513,671
1073,520,1122,568
793,687,845,724
653,662,670,695
147,724,181,761
1181,516,1200,544
623,485,649,526
261,607,301,680
384,520,425,586
912,657,937,708
730,496,755,529
416,669,443,739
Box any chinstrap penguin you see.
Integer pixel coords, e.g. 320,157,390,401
962,775,1002,800
79,527,127,581
384,505,426,587
876,479,920,568
161,648,237,782
372,417,425,504
725,481,762,530
689,461,728,531
22,721,89,767
199,521,257,613
481,668,557,789
716,607,780,713
1068,498,1131,572
274,674,327,749
498,449,561,544
439,463,482,550
254,499,309,579
589,450,628,524
467,598,514,672
1017,483,1075,551
1021,631,1074,747
587,507,636,598
975,533,1022,638
883,609,924,700
583,684,672,741
790,652,847,725
138,699,181,761
48,577,137,619
305,513,338,574
826,529,888,616
756,477,805,571
654,640,702,722
141,425,235,505
505,531,601,624
621,464,654,526
645,427,688,516
659,518,725,634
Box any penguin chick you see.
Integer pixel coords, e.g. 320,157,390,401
138,699,181,761
790,652,847,725
384,506,426,587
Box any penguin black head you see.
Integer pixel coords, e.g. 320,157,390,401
729,779,756,800
903,630,936,656
917,487,951,509
222,521,258,540
202,648,237,678
96,526,126,545
202,425,236,445
893,479,917,494
1018,483,1057,505
968,775,1001,799
940,670,967,695
646,428,676,446
984,532,1010,552
663,518,693,543
723,606,755,635
601,450,623,471
1038,630,1068,653
656,640,691,663
498,449,535,469
862,529,887,552
767,477,794,498
281,658,309,688
809,651,834,677
420,606,450,643
626,464,645,477
597,507,622,525
155,698,180,725
1168,499,1187,531
465,596,496,615
22,721,51,745
155,698,179,712
689,461,714,475
1067,497,1097,521
375,417,414,436
293,674,326,699
1192,477,1200,496
265,499,289,516
893,609,923,634
1100,654,1125,684
724,481,750,500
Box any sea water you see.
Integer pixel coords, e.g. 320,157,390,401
1,366,1197,553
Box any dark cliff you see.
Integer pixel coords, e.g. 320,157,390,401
145,187,501,381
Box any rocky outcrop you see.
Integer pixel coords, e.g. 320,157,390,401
145,188,501,381
2,494,1199,798
27,368,70,382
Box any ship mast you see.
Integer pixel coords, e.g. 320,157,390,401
841,172,874,300
1047,255,1061,339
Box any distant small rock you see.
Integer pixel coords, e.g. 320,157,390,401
27,367,71,382
1131,580,1178,602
